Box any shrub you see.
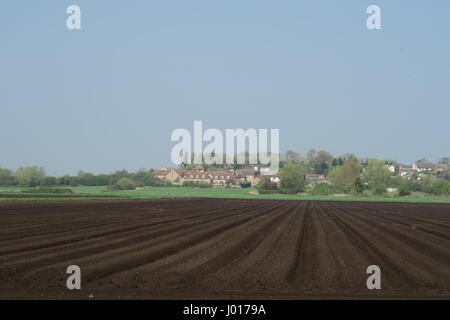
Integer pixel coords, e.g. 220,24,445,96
311,183,334,195
430,179,450,195
148,179,173,187
15,166,46,187
373,184,387,196
182,181,212,188
279,165,306,194
256,177,279,194
420,177,450,195
107,178,138,191
328,161,362,193
352,177,365,194
240,182,252,188
398,184,412,197
22,187,73,194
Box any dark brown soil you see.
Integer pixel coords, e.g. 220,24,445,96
0,199,449,299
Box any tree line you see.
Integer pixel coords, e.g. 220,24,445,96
1,150,450,197
0,167,163,188
258,150,450,196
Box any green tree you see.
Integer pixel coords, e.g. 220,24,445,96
240,182,252,188
15,166,45,187
311,183,334,195
373,184,386,196
133,169,159,186
282,150,303,166
352,177,365,194
328,160,362,193
362,160,392,190
398,183,412,196
279,165,306,194
256,177,279,194
306,149,317,162
313,162,329,175
42,176,57,186
112,177,138,190
0,167,14,186
341,153,359,162
315,151,334,164
431,179,450,195
419,176,434,194
309,150,333,174
331,158,344,167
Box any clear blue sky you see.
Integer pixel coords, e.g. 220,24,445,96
1,1,449,175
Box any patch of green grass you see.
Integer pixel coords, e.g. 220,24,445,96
1,185,450,204
0,187,22,193
0,197,135,203
71,186,450,204
22,187,73,194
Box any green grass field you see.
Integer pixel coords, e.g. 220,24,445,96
1,186,450,204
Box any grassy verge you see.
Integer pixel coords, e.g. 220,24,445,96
0,197,138,203
1,186,450,204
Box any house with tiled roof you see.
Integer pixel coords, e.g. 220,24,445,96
433,164,449,174
192,165,206,172
154,168,182,184
178,169,236,186
180,170,210,183
412,161,433,172
398,164,415,177
155,165,275,187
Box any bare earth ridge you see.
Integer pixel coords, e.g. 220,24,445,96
0,199,449,299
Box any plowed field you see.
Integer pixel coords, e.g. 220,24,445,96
1,199,449,299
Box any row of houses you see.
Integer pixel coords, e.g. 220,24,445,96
156,161,449,187
387,161,449,178
154,165,272,187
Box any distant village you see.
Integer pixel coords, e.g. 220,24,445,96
154,158,450,188
154,164,275,188
1,153,449,196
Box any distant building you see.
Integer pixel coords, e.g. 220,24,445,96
154,168,182,184
253,165,272,175
433,164,449,174
208,171,236,186
223,164,235,172
235,168,255,181
191,165,206,172
156,168,236,186
270,174,280,184
180,170,210,183
398,164,415,177
248,175,263,187
153,165,284,188
412,161,433,172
